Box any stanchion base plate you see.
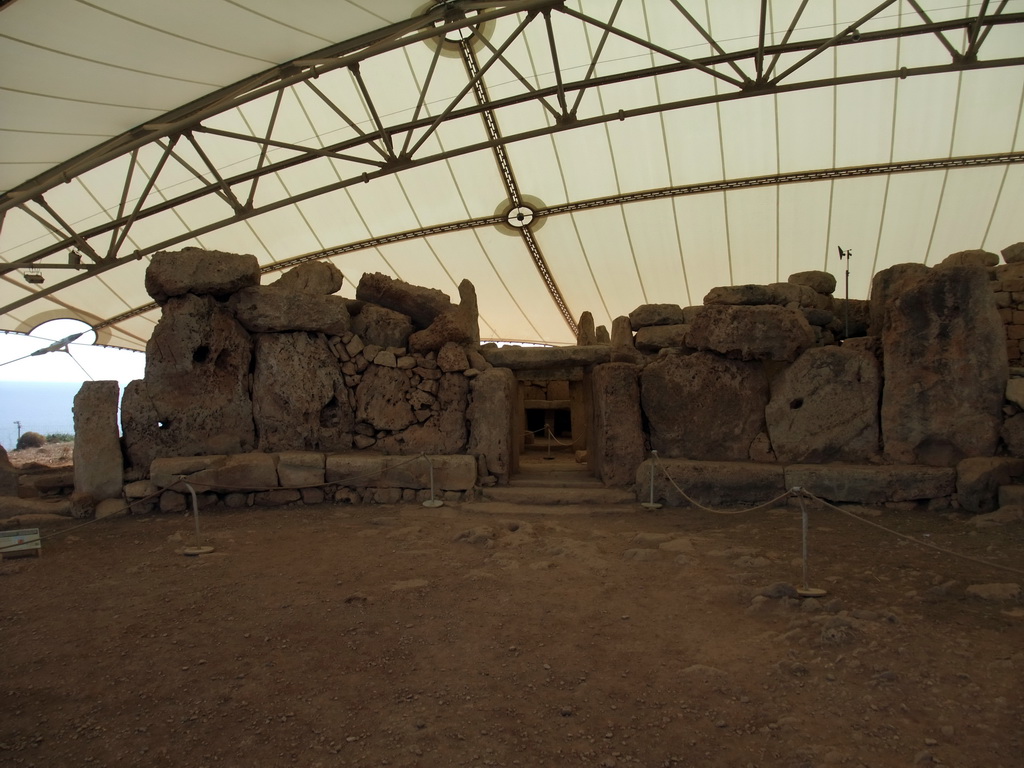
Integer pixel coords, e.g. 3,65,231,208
797,587,828,598
640,502,663,510
422,499,444,508
183,546,215,557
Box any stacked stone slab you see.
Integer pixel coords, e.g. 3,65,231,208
120,250,505,491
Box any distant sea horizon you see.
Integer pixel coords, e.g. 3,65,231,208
0,381,86,450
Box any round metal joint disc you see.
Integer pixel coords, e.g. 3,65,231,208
797,587,828,598
422,499,444,508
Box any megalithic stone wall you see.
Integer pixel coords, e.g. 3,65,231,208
73,380,123,501
589,363,645,487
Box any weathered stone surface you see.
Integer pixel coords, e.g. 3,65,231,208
252,332,352,452
638,459,786,507
881,266,1008,466
629,303,685,330
640,352,768,461
356,272,453,328
0,496,72,519
271,261,344,294
634,324,691,353
765,346,881,463
595,325,610,344
145,248,259,303
408,279,479,353
355,365,415,432
704,284,778,306
324,453,475,491
965,583,1021,601
277,451,326,488
868,263,931,336
1001,413,1024,457
788,270,837,295
230,285,351,336
467,367,517,483
351,304,414,349
254,489,301,506
938,249,999,268
436,342,469,373
1006,379,1024,410
590,363,645,487
830,299,871,339
0,444,19,497
478,344,612,369
1002,241,1024,264
72,381,123,501
956,457,1024,514
187,452,279,492
610,316,644,364
150,455,224,489
576,311,597,346
686,304,814,362
378,373,469,455
784,464,956,503
139,293,255,458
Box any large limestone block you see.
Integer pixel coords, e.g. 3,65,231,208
686,304,814,362
0,445,19,497
785,464,956,504
765,346,881,463
187,452,280,492
377,373,468,455
628,303,685,330
230,285,351,336
145,248,259,303
880,266,1008,466
72,381,123,500
1001,413,1024,457
634,324,690,352
640,352,769,460
252,332,352,452
381,454,476,491
271,261,343,294
408,279,479,353
638,459,786,508
956,457,1024,514
611,315,644,364
325,453,389,486
150,455,225,489
142,293,255,457
589,363,645,487
355,365,415,431
351,304,414,349
788,270,837,295
868,263,931,336
478,344,612,369
576,311,597,346
1002,242,1024,264
356,272,453,328
938,249,999,268
277,451,326,487
703,284,778,306
467,367,517,483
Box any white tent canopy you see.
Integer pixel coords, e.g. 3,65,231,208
2,0,1022,351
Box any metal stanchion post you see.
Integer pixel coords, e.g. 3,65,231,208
794,489,826,597
181,480,214,556
641,450,662,509
421,454,443,508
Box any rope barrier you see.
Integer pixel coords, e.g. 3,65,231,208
651,452,792,515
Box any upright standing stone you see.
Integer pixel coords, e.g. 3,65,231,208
881,266,1008,466
0,444,20,497
143,293,255,457
641,352,769,460
73,381,124,501
765,346,881,463
589,363,645,487
468,367,517,484
252,332,352,452
611,315,644,363
576,312,597,346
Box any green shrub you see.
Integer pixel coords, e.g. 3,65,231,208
16,431,46,449
45,433,74,443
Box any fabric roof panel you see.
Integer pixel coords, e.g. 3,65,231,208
533,212,611,325
620,197,690,307
925,165,1012,262
674,191,742,304
776,182,834,277
566,207,649,313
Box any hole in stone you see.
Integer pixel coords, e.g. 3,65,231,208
157,420,171,430
790,398,804,410
193,345,211,363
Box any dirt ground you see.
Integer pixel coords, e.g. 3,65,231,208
2,466,1024,768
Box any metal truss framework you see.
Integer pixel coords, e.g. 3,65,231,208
2,0,1024,330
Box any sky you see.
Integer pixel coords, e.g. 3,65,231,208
0,319,145,385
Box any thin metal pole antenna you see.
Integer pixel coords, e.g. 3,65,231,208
837,246,851,340
794,489,826,598
421,454,443,508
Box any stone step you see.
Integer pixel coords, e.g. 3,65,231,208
461,501,639,516
480,485,636,505
508,470,602,489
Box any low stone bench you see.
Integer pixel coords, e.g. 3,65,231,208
636,459,958,508
137,451,478,512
